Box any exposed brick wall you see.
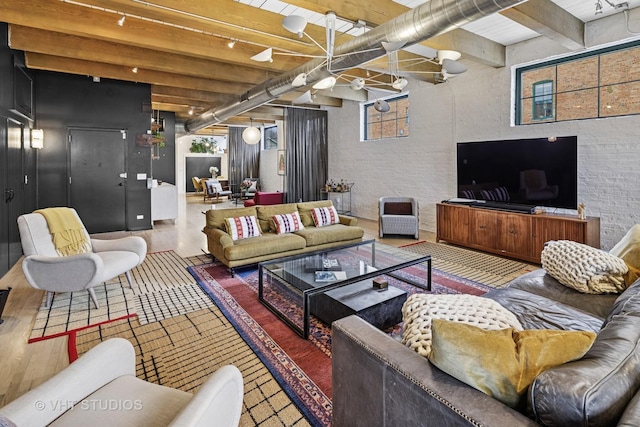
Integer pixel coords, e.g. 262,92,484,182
327,19,640,251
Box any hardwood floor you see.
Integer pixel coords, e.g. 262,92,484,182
0,194,434,406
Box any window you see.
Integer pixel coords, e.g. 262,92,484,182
263,125,278,150
363,94,409,141
515,39,640,125
532,80,554,120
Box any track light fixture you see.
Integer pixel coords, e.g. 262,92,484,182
227,39,236,48
117,15,126,26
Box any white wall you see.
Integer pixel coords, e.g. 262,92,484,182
327,12,640,249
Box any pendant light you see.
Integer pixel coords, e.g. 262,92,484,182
242,119,261,145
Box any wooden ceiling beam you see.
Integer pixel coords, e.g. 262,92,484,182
9,25,277,84
25,53,255,94
151,86,237,104
501,0,584,50
1,0,306,71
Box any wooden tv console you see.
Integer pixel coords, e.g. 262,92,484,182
436,203,600,264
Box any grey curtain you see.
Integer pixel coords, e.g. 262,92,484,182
284,108,328,203
228,126,260,193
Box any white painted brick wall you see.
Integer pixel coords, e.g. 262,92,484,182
327,21,640,250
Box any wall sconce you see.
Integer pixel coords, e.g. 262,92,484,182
31,129,44,149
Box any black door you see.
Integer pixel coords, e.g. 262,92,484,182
0,118,24,276
69,128,126,233
7,119,23,267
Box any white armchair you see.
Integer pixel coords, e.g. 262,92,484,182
379,196,420,240
0,338,244,427
17,208,147,308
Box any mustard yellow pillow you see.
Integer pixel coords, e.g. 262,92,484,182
428,319,596,409
610,224,640,270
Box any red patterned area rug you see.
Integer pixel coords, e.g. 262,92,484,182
188,259,494,427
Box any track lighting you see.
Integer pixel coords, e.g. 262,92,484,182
227,39,236,48
117,15,126,26
132,67,138,73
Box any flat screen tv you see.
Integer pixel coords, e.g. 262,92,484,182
456,136,578,210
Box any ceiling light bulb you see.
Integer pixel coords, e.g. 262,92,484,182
441,58,467,75
282,15,307,38
188,107,194,116
292,73,307,87
437,50,462,64
227,39,236,48
350,78,365,90
250,47,273,63
132,67,138,73
312,76,336,90
392,78,408,90
117,15,126,26
374,99,390,113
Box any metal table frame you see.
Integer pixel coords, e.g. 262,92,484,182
258,239,431,339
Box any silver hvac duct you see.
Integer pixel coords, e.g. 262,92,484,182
184,0,526,133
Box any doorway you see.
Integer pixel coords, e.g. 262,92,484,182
69,128,127,233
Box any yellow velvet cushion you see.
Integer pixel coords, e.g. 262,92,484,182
428,319,596,409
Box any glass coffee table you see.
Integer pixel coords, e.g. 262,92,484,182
258,239,431,338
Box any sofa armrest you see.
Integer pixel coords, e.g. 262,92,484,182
338,215,358,226
332,316,537,427
0,338,136,427
91,236,147,264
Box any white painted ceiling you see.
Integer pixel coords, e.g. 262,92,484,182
238,0,640,47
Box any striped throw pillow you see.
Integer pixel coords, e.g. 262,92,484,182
273,212,304,234
225,216,261,240
312,206,340,227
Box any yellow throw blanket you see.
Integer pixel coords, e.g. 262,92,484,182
34,207,91,256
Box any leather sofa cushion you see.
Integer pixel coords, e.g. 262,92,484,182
507,269,617,320
485,287,605,332
294,224,364,247
529,279,640,426
618,389,640,427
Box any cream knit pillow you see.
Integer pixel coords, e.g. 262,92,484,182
541,240,628,294
401,293,523,358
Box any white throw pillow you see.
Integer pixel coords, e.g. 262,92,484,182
273,212,304,234
224,216,261,241
312,206,340,227
541,240,628,294
402,293,523,358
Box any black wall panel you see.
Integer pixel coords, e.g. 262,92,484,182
35,71,153,230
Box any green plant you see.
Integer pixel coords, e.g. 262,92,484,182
190,138,217,154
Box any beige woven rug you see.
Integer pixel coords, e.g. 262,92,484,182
401,241,537,288
74,307,311,427
29,251,213,341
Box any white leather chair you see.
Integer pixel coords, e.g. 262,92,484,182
379,196,420,239
0,338,244,427
17,208,147,308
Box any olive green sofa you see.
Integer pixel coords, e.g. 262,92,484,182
202,200,364,273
